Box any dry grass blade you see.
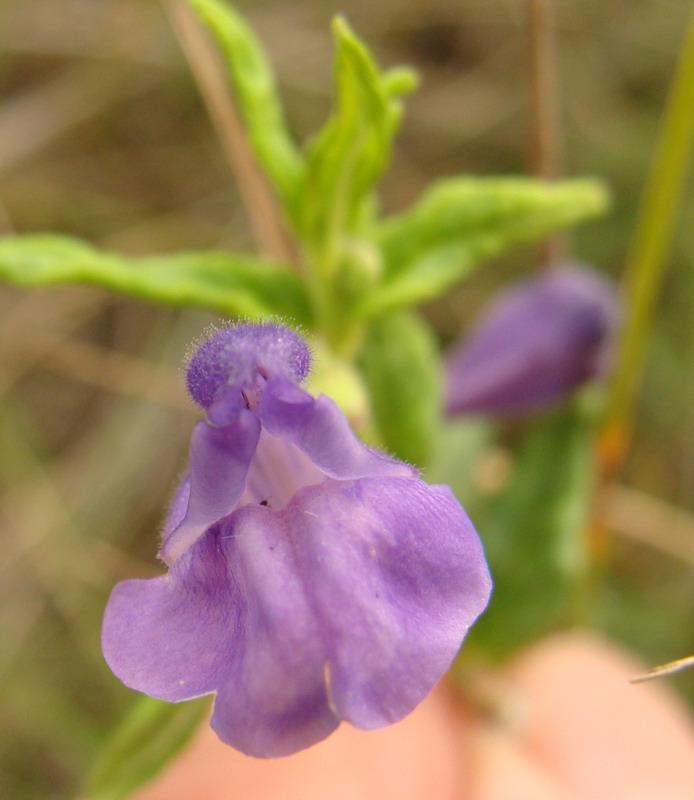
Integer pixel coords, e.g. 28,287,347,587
10,331,192,412
605,483,694,567
632,654,694,684
0,66,164,175
161,0,297,265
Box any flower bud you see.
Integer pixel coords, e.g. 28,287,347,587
445,264,619,417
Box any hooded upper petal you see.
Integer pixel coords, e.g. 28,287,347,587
445,263,619,416
186,323,311,410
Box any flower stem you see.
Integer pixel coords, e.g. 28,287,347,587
601,4,694,472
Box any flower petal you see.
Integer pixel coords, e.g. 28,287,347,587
101,531,241,702
286,477,492,730
161,473,191,542
208,505,339,757
160,407,260,564
260,376,417,479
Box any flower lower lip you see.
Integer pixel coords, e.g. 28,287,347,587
103,476,491,757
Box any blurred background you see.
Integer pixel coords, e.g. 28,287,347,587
0,0,693,796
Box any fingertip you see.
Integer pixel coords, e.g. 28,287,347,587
132,684,468,800
467,721,572,800
506,631,694,800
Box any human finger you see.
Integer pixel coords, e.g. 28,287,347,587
131,683,468,800
506,632,694,800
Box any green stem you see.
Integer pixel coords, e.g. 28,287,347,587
309,279,364,359
604,5,694,453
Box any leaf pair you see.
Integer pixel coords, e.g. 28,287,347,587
0,0,610,336
193,0,413,256
297,18,417,266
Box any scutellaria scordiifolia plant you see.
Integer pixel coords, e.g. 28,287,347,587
101,323,492,757
0,0,631,790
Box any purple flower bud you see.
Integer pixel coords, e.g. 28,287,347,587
444,264,619,417
102,323,491,758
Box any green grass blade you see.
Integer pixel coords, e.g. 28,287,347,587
84,696,209,800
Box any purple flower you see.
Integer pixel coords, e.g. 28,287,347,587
444,263,619,417
102,323,491,758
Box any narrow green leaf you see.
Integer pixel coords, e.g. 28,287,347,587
603,5,694,456
85,695,209,800
299,17,417,263
188,0,303,222
357,176,610,317
0,234,312,323
358,311,440,467
469,401,596,657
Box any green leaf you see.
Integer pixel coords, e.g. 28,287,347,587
469,401,597,657
299,17,417,265
85,695,209,800
358,310,440,467
357,176,610,317
188,0,303,222
0,234,312,323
